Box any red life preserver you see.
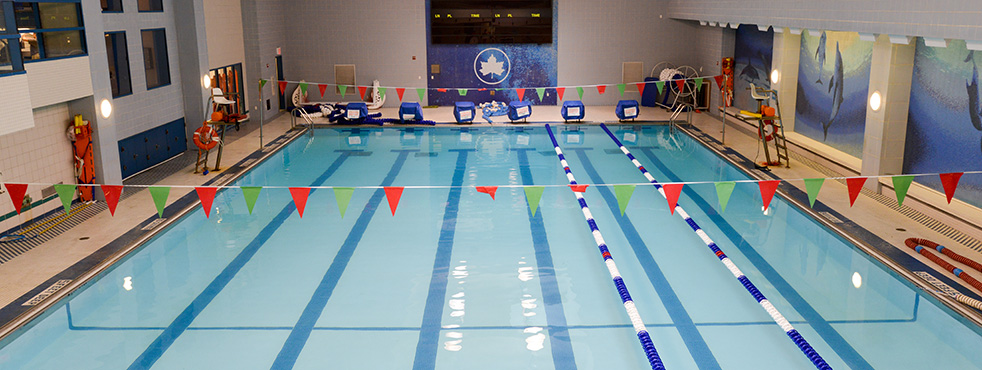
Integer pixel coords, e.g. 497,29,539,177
193,123,220,151
760,121,776,141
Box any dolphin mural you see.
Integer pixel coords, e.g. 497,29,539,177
815,31,827,84
822,42,844,140
740,63,761,82
968,58,982,151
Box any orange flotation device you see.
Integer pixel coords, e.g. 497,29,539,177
193,123,220,151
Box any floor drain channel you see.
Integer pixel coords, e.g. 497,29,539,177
22,279,72,306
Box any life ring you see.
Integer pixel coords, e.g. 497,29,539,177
759,121,776,141
193,124,220,150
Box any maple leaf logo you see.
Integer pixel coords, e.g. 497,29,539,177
480,54,505,78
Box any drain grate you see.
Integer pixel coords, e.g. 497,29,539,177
22,279,72,306
915,271,961,297
141,218,166,231
818,212,843,224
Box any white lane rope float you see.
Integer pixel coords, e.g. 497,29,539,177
544,124,665,370
599,123,832,370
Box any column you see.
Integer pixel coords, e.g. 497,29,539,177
861,34,915,190
771,28,801,132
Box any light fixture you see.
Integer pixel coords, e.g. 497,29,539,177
100,99,113,118
869,91,882,111
202,74,212,89
852,272,862,288
770,69,780,85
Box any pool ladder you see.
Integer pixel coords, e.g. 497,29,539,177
291,107,315,136
668,102,693,133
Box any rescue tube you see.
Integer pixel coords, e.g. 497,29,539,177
193,123,220,151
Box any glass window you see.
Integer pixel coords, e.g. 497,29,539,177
141,29,169,88
11,2,85,62
137,0,162,12
101,0,123,12
38,3,80,28
105,32,131,97
0,6,6,33
42,30,83,58
0,39,13,72
14,3,39,29
19,32,39,60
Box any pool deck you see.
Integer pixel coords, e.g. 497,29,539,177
1,104,981,333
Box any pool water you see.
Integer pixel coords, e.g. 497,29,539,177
1,126,981,369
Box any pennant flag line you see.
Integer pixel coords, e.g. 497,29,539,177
339,85,348,98
614,185,635,215
318,83,328,97
714,75,725,89
396,88,406,101
570,184,589,193
846,177,867,207
675,80,686,93
385,187,404,215
715,181,735,213
53,184,75,214
278,81,288,95
636,83,646,95
458,89,467,96
378,87,387,100
556,87,566,100
758,180,780,211
101,185,123,216
517,88,526,102
803,178,825,207
524,186,544,216
334,187,354,218
663,183,684,215
241,186,262,215
940,172,963,204
299,82,308,95
4,183,27,214
656,81,666,95
536,88,546,101
892,175,914,207
358,86,368,100
416,88,426,102
694,78,704,92
195,187,218,218
476,186,498,200
259,79,267,89
290,187,310,218
576,86,585,100
149,186,170,218
617,83,626,97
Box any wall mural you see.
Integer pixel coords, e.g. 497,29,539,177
903,39,982,209
733,25,773,112
794,31,872,158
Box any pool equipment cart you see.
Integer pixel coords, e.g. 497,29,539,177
561,100,585,122
399,102,425,123
615,100,640,121
599,123,832,370
508,101,532,122
453,101,475,123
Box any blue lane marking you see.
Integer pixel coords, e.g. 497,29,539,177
270,150,414,370
637,148,874,370
516,149,578,369
412,149,472,370
568,148,721,370
126,153,353,370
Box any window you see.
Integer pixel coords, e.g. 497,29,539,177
13,1,86,62
1,2,25,75
101,0,123,13
137,0,162,12
210,63,245,114
105,32,131,97
141,29,169,88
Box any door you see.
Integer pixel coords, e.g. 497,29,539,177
275,55,285,111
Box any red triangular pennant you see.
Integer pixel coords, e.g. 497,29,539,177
476,186,498,200
556,87,566,100
675,80,686,93
636,83,646,95
195,187,218,218
318,84,328,97
569,184,589,193
662,183,684,215
597,85,606,95
358,86,367,100
516,88,526,102
289,187,311,218
396,88,406,101
101,185,123,216
758,180,780,211
714,75,725,89
939,172,963,204
4,183,28,214
384,187,404,215
846,177,867,207
278,81,288,95
437,88,447,92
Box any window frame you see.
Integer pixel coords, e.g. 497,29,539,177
0,1,25,75
101,0,123,13
140,27,169,90
13,1,87,64
105,30,131,98
136,0,162,13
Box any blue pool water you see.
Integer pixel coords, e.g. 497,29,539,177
1,126,981,369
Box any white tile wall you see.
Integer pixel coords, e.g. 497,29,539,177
0,74,35,136
25,57,94,109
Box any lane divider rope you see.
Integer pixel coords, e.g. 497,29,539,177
544,124,665,370
599,123,832,370
905,238,982,296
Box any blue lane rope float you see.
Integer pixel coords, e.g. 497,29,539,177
544,124,665,370
598,123,833,370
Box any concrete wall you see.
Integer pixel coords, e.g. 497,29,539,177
686,24,736,116
204,0,248,106
241,0,290,122
667,0,982,42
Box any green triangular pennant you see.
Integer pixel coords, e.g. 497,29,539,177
614,185,636,215
149,186,171,218
378,87,387,100
259,79,267,89
892,175,915,207
655,81,666,94
241,186,262,214
416,88,426,102
54,184,76,214
617,83,626,97
576,86,584,100
524,186,544,216
299,82,308,95
694,78,704,92
803,178,825,207
338,85,348,98
715,181,736,213
334,187,354,218
458,88,467,96
536,88,546,101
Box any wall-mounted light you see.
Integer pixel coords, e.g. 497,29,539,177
770,69,780,85
869,91,882,112
202,74,212,89
100,99,113,118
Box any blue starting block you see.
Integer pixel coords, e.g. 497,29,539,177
561,100,585,122
399,102,424,122
508,101,532,122
615,100,640,121
454,101,475,123
345,102,368,121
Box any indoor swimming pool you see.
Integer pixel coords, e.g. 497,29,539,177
1,125,981,369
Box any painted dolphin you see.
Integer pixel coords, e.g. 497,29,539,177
966,50,975,63
822,42,844,140
968,61,982,132
815,31,827,84
740,64,760,82
759,51,772,79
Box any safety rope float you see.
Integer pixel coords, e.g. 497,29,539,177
543,124,665,370
599,124,832,370
905,238,982,311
